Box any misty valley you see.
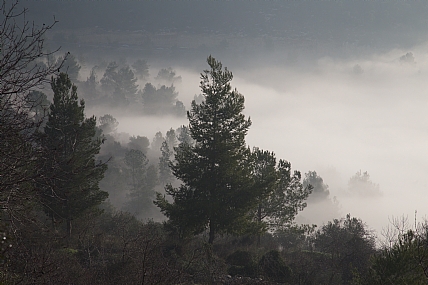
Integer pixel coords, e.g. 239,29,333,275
2,1,428,284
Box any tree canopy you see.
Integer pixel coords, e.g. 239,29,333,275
39,73,108,237
155,56,257,244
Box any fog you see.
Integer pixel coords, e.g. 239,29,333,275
26,0,428,237
234,46,428,234
96,43,428,235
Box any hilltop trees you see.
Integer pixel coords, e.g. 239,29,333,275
155,56,256,244
39,73,108,237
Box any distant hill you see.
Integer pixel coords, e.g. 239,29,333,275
20,1,428,47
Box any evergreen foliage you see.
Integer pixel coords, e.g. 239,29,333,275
128,135,150,154
132,59,150,80
303,170,330,203
259,250,292,283
99,114,119,135
155,56,256,244
100,62,138,106
155,67,182,84
39,73,108,237
159,141,173,185
141,83,185,116
176,125,193,146
123,149,157,217
261,159,312,232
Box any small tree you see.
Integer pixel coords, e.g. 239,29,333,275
255,159,311,232
303,171,330,203
348,170,381,197
155,56,257,244
251,147,277,242
123,149,157,217
128,135,150,154
159,141,173,186
132,59,150,80
100,62,138,106
155,67,182,84
313,214,376,284
176,125,193,146
40,73,108,238
141,83,184,116
99,114,119,135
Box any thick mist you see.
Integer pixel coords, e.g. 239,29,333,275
98,43,428,236
36,0,428,237
232,45,428,234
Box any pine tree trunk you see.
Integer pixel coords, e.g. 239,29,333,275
208,222,215,244
257,203,262,246
66,218,72,239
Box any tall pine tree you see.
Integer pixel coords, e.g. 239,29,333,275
40,73,108,238
155,56,257,244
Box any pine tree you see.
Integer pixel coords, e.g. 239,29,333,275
159,140,173,185
261,160,311,232
40,73,108,238
123,149,157,217
155,56,256,244
250,147,311,242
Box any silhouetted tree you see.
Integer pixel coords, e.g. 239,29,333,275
99,114,119,135
128,135,150,154
155,67,182,84
303,171,330,203
40,73,108,238
159,141,173,185
251,147,277,242
141,83,185,116
151,131,164,153
176,125,193,146
100,62,138,106
155,56,257,244
132,59,150,80
123,149,157,217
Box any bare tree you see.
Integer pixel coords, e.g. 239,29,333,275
0,0,63,245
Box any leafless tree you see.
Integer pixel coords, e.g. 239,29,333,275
0,0,64,259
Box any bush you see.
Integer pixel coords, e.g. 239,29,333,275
226,250,257,277
259,250,291,283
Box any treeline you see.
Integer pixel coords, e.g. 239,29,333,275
29,51,186,115
3,1,428,284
